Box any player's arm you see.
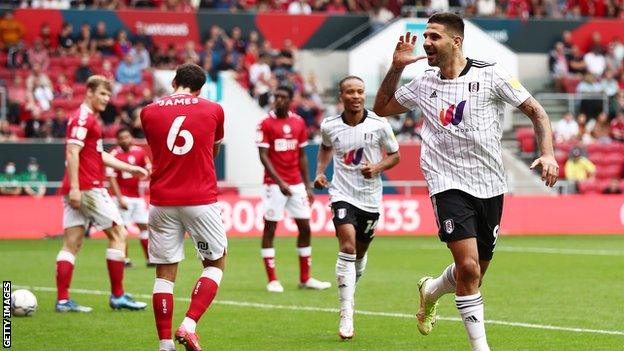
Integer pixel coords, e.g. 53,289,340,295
66,143,82,208
258,147,292,196
107,173,128,210
518,97,559,187
373,32,425,117
314,144,333,189
361,151,400,179
102,151,148,178
299,148,314,203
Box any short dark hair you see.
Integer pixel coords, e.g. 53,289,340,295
173,63,206,92
428,12,464,38
116,127,132,138
338,76,364,93
276,85,294,99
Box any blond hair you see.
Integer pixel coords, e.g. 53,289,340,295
86,75,113,93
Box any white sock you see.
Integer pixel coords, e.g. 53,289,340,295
426,263,456,301
355,254,367,283
159,339,175,350
181,317,197,333
456,293,489,351
336,252,356,311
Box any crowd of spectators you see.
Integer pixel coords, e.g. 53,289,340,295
0,158,47,197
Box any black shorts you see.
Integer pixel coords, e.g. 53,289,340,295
331,201,380,243
431,189,504,261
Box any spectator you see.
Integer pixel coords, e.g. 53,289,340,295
0,120,19,141
554,111,579,143
612,36,624,65
602,178,623,194
576,72,603,119
77,22,91,47
100,101,119,125
121,92,140,120
565,146,596,182
588,112,612,143
398,117,420,141
39,22,55,51
100,59,116,81
116,54,142,84
113,30,132,57
288,0,312,14
139,87,154,107
93,21,115,55
549,42,568,91
24,108,49,137
249,53,272,108
561,30,574,57
51,107,67,138
28,38,51,70
588,32,606,54
388,114,405,134
567,45,587,75
179,40,200,65
6,41,29,69
602,69,619,98
26,63,53,92
605,43,622,72
133,24,153,51
584,44,607,77
428,0,450,13
230,26,246,54
575,113,591,143
32,77,54,111
54,73,73,99
74,55,94,84
611,111,624,142
128,41,150,71
370,1,395,32
0,161,22,196
0,11,25,49
296,93,321,131
57,22,75,52
476,0,498,16
7,75,27,124
326,0,348,13
19,157,47,198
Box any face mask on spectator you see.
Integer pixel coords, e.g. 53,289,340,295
28,164,38,173
5,166,15,175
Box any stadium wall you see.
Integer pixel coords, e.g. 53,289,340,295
1,195,622,239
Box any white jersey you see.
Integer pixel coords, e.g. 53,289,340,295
320,110,399,213
395,58,531,198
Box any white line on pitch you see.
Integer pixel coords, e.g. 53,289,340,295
16,285,624,336
414,244,624,256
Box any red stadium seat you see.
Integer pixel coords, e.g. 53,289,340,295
555,142,575,154
577,180,600,194
595,165,622,180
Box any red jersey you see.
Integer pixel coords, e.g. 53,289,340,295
107,145,150,198
141,93,224,206
61,104,105,194
256,111,308,185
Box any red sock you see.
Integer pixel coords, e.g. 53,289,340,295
106,249,125,297
261,248,277,282
153,293,174,339
297,246,312,284
56,250,75,301
186,268,222,322
140,238,149,259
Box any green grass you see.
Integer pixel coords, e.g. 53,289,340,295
2,235,623,350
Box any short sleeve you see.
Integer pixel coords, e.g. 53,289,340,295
66,116,91,147
320,121,332,147
298,120,308,148
256,119,270,148
394,78,421,111
492,65,531,107
381,120,399,154
214,104,225,144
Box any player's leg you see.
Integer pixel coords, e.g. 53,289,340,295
354,240,370,283
448,238,490,351
117,196,134,268
133,197,152,265
85,188,146,310
331,202,359,340
56,199,91,312
287,184,331,289
149,205,186,351
137,222,151,263
352,207,379,284
261,184,286,292
176,203,228,351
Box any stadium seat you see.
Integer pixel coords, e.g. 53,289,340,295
555,142,575,154
577,180,600,194
595,165,622,180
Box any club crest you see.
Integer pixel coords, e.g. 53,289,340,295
469,82,480,93
337,208,347,219
444,219,454,234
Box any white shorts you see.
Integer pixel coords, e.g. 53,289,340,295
262,183,311,222
148,203,228,264
118,196,149,225
63,188,124,231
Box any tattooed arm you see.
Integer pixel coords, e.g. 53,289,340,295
518,97,559,187
373,65,410,117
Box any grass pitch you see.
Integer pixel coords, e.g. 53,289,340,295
2,235,623,350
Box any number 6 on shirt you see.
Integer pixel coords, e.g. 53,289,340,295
167,116,194,155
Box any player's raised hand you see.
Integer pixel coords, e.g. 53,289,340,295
393,32,426,68
360,162,379,179
129,166,149,179
314,174,329,189
530,155,559,187
69,188,81,209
